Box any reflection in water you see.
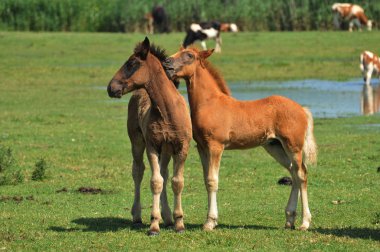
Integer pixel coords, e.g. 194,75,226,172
361,84,380,115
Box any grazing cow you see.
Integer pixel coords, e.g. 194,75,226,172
360,51,380,86
332,3,372,32
145,6,170,34
183,21,238,53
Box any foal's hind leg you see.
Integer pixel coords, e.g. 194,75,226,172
171,152,187,233
200,143,224,231
297,158,311,230
130,134,146,226
288,151,311,230
285,167,300,230
263,140,292,168
263,141,297,229
159,152,174,227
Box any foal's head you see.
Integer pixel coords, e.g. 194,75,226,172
107,37,177,98
165,47,214,80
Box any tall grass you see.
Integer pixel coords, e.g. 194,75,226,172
1,0,379,32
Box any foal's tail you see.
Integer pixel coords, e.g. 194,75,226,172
303,108,317,166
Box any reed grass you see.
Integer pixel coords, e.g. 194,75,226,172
0,0,379,32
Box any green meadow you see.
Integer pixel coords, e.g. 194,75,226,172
0,31,379,251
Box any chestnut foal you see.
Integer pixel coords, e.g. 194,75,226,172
165,47,317,231
107,38,192,235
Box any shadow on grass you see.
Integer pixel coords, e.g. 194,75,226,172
49,217,380,240
49,217,147,233
313,227,380,241
49,217,277,233
185,223,277,231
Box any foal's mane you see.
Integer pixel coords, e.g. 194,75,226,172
149,44,168,63
190,47,230,95
202,59,231,96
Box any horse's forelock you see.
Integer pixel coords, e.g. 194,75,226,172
133,42,167,60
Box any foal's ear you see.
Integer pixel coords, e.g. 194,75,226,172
136,37,150,60
199,49,214,60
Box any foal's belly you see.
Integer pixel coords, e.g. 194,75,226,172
224,130,273,150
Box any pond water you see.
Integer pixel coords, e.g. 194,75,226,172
103,79,380,118
180,79,380,118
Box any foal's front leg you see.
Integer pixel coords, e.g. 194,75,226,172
146,147,164,235
200,144,224,231
160,153,174,227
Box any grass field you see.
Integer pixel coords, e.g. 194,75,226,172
0,31,379,251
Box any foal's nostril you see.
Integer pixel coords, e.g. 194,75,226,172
107,84,113,97
107,80,124,98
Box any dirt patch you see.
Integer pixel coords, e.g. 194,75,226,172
0,195,34,203
56,187,68,193
55,187,114,195
77,187,102,194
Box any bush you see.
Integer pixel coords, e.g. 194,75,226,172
31,158,47,181
0,145,14,173
0,144,24,186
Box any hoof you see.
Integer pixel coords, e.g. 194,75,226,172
285,223,295,230
299,223,309,231
164,222,174,229
147,230,160,236
203,220,217,231
132,220,144,229
176,228,185,234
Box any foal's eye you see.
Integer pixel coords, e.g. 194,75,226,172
126,59,138,69
186,53,194,59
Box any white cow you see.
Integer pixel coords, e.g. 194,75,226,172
360,51,380,86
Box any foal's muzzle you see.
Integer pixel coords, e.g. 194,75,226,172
163,58,175,78
107,79,124,98
162,57,180,88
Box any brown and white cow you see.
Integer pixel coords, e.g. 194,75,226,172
360,51,380,86
332,3,372,32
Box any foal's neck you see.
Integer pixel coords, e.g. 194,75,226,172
187,65,227,108
145,56,180,121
